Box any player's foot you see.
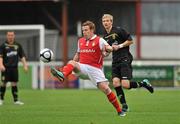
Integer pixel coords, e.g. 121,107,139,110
142,79,154,93
122,103,129,112
51,66,64,82
14,101,24,105
0,99,3,105
118,111,126,117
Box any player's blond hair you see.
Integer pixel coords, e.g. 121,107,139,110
102,14,113,22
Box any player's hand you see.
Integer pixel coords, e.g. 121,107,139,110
0,65,5,72
102,51,110,57
112,44,124,51
112,44,120,51
105,45,113,53
24,65,28,73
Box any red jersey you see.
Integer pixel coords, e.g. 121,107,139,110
78,35,103,69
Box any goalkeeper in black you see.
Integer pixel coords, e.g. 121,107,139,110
102,14,154,112
0,31,28,105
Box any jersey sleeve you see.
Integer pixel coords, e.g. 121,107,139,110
0,44,4,57
77,40,80,53
118,27,133,41
18,44,26,58
99,38,109,50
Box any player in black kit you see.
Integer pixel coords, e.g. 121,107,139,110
102,14,154,112
0,31,28,105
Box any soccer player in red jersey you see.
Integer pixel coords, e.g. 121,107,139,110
51,20,126,117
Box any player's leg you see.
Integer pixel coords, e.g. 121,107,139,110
9,68,24,105
51,66,65,82
112,65,128,112
73,68,90,80
113,78,128,112
122,79,153,93
11,82,23,105
51,60,80,82
0,70,8,105
121,64,154,93
11,82,18,102
87,66,125,117
0,82,7,105
0,83,6,101
97,82,126,117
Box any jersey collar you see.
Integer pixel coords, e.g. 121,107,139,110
89,35,97,40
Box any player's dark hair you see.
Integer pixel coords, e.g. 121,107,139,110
7,31,15,33
6,31,15,36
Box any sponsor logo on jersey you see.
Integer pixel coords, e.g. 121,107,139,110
80,49,95,53
7,51,17,57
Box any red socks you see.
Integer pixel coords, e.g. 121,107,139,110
107,92,122,113
62,64,74,77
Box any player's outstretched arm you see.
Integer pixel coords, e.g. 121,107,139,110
112,40,133,51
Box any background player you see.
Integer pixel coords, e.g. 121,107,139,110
0,31,28,105
102,14,154,112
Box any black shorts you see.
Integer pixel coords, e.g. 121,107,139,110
112,56,133,80
1,68,18,82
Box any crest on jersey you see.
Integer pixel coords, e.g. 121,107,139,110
14,45,18,50
92,42,95,47
112,33,117,40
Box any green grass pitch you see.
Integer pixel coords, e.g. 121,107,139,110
0,88,180,124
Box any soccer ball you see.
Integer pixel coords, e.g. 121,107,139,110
40,48,54,63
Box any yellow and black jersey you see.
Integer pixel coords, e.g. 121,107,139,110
0,41,26,68
103,27,133,63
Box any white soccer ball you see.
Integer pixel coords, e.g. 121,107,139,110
40,48,54,63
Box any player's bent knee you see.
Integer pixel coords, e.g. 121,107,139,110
97,83,111,95
112,77,121,87
121,81,130,89
104,88,111,95
68,60,76,65
11,82,17,86
113,81,121,87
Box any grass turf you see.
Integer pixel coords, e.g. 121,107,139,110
0,88,180,124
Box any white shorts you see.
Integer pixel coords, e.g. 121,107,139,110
78,63,109,85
